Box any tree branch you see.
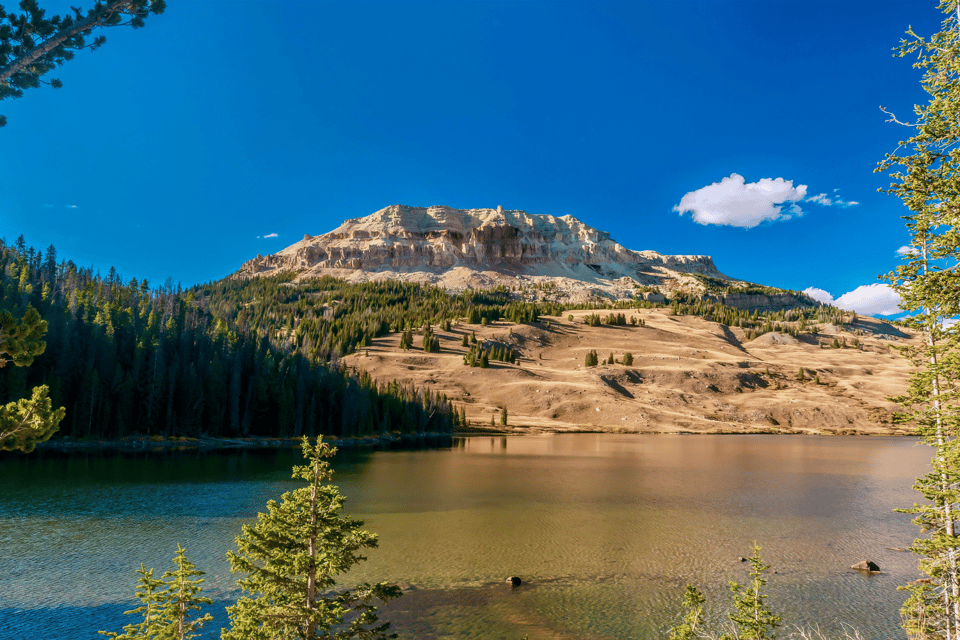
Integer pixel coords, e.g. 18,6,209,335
0,0,133,84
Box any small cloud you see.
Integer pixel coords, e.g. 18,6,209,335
896,245,917,257
66,204,77,209
43,203,53,208
806,191,858,208
256,233,280,239
674,173,807,228
803,287,835,305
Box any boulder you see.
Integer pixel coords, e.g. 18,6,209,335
850,560,881,572
506,576,522,587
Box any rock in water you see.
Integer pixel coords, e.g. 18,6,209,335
850,560,881,572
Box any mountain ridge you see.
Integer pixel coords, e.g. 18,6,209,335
238,204,815,308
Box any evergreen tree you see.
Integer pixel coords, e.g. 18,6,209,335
461,333,468,347
500,406,507,426
161,545,213,640
0,0,166,127
100,545,212,640
879,3,960,636
607,352,615,365
724,542,780,640
668,585,706,640
585,350,598,367
99,564,166,640
223,437,400,640
623,352,634,366
0,306,65,451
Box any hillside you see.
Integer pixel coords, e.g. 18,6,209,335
342,308,918,435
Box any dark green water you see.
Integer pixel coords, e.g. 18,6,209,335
0,435,929,639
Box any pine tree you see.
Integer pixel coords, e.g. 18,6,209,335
623,352,634,366
0,1,166,127
879,3,960,636
99,564,167,640
0,306,65,452
585,350,598,367
461,333,468,347
668,585,706,640
223,436,400,640
161,545,213,640
500,406,507,426
724,542,781,640
607,352,615,365
100,545,212,640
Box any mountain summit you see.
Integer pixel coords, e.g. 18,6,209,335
239,204,806,306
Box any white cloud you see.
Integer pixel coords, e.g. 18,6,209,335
43,203,53,208
674,173,807,228
806,192,858,208
803,283,902,316
896,245,917,257
836,284,902,316
66,204,77,209
802,287,834,305
257,233,279,239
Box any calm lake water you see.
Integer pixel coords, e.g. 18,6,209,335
0,435,931,640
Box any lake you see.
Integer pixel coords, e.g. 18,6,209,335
0,434,930,639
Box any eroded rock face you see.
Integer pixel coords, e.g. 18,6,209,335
237,204,806,308
245,204,704,269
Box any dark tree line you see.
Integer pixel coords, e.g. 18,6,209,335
0,237,461,441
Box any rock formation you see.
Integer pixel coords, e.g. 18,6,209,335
238,204,815,307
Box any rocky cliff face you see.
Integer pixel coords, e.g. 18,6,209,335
238,204,806,306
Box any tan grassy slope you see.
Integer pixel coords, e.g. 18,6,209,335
342,309,920,435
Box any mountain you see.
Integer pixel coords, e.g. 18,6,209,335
238,204,813,308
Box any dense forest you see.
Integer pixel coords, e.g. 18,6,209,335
0,237,462,441
194,275,558,363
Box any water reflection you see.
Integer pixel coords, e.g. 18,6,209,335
0,435,932,640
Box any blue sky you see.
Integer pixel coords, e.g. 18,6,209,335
0,1,944,315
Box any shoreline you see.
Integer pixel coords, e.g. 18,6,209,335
22,423,914,455
23,432,455,454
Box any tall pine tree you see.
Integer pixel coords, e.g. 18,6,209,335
223,436,401,640
880,2,960,636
